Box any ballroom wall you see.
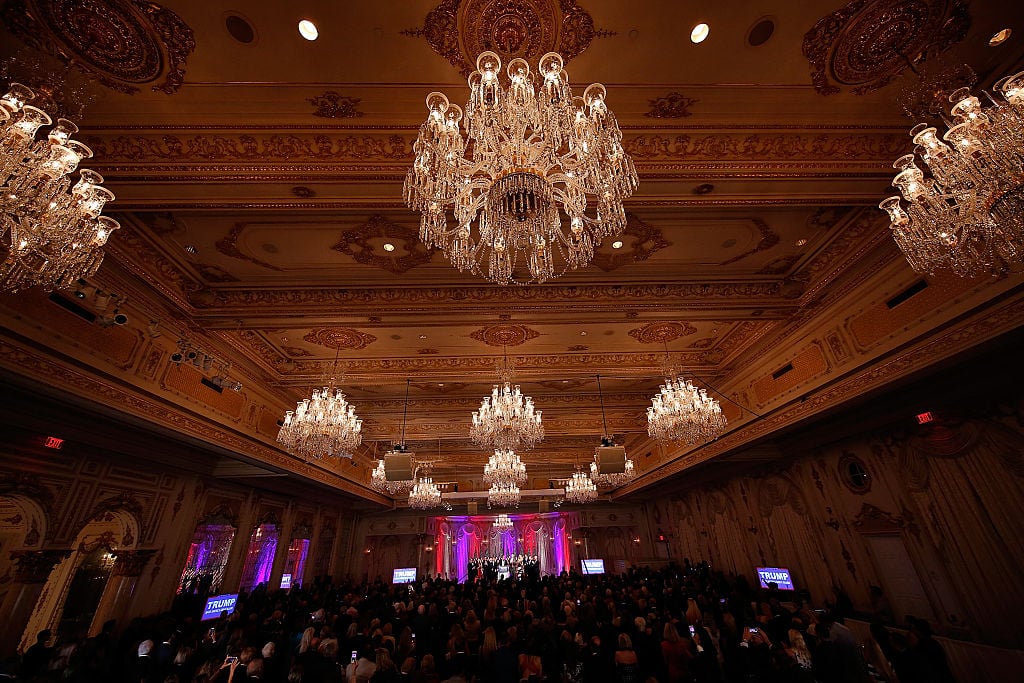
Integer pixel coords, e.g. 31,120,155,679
655,390,1024,649
0,421,356,655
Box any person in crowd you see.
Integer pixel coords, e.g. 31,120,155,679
613,633,640,683
659,622,693,683
19,630,53,681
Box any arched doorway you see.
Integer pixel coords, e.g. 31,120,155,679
0,494,47,603
20,507,140,650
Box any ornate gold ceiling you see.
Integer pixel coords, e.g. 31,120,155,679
1,0,1023,506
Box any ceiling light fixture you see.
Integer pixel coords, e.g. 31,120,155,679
690,23,710,44
880,70,1024,276
383,242,396,252
470,346,544,451
647,341,727,444
989,28,1012,47
487,482,521,508
277,345,362,458
611,240,623,249
564,468,597,504
405,51,638,284
493,513,514,530
0,82,119,293
298,19,318,41
482,449,527,487
409,476,442,510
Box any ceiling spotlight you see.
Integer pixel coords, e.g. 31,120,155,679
989,28,1012,46
611,240,623,249
690,23,710,44
383,242,396,252
795,238,807,247
298,19,319,41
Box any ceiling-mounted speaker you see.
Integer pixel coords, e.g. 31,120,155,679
384,453,413,481
596,445,626,474
467,501,478,515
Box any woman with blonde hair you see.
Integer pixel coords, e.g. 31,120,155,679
685,598,703,626
660,623,694,683
786,628,813,670
614,633,640,683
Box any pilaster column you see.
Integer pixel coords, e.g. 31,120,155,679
268,503,295,590
90,550,156,636
0,550,69,656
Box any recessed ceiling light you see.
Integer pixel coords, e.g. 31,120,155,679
580,331,588,336
418,334,427,339
438,383,444,387
690,23,710,44
184,244,197,255
383,242,396,252
298,19,318,41
795,238,807,247
611,240,624,249
989,28,1012,46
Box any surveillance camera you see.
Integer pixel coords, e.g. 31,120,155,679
113,313,128,325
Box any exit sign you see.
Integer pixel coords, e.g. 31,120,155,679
915,412,935,424
43,436,64,450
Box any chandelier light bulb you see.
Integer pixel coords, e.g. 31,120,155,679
405,51,638,285
880,69,1024,276
0,83,120,293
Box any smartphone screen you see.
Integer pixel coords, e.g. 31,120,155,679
225,656,238,664
351,650,358,663
688,625,696,636
749,627,759,634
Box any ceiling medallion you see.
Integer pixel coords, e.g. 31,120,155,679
470,323,541,347
1,0,196,95
880,72,1024,276
628,321,698,345
406,51,638,284
331,215,434,275
802,0,970,95
303,327,377,350
402,0,611,76
307,91,364,119
645,92,699,119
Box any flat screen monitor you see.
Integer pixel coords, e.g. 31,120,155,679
582,559,605,575
497,565,510,580
201,593,238,621
756,567,795,591
280,573,292,589
392,567,417,584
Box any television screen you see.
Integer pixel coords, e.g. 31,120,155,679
392,567,417,584
756,567,795,591
280,573,292,589
201,593,238,621
582,559,605,575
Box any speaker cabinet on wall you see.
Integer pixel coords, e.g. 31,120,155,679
596,445,626,474
385,453,413,481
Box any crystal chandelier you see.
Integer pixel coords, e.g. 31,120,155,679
405,51,638,285
487,482,521,508
482,449,527,487
1,82,119,293
880,70,1024,276
564,468,597,504
277,348,362,459
409,476,443,510
471,351,544,451
493,513,513,530
370,458,415,494
647,377,727,444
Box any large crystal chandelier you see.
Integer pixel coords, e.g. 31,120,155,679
1,82,119,293
408,477,443,510
493,513,513,530
370,458,415,494
471,351,544,451
487,482,521,508
880,70,1024,276
482,449,527,487
564,468,597,504
647,377,727,444
277,349,362,459
405,51,638,285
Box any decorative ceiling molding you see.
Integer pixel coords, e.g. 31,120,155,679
331,215,434,274
802,0,970,95
628,322,698,344
1,0,195,94
469,324,541,347
645,92,699,118
302,328,378,351
214,223,282,272
307,91,364,119
590,213,672,272
402,0,612,75
717,218,780,267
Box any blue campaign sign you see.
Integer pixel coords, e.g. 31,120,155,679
201,593,238,621
756,567,795,591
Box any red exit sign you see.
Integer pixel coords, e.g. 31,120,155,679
43,436,64,450
915,412,935,424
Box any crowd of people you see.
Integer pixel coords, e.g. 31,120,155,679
5,561,956,683
468,555,540,583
